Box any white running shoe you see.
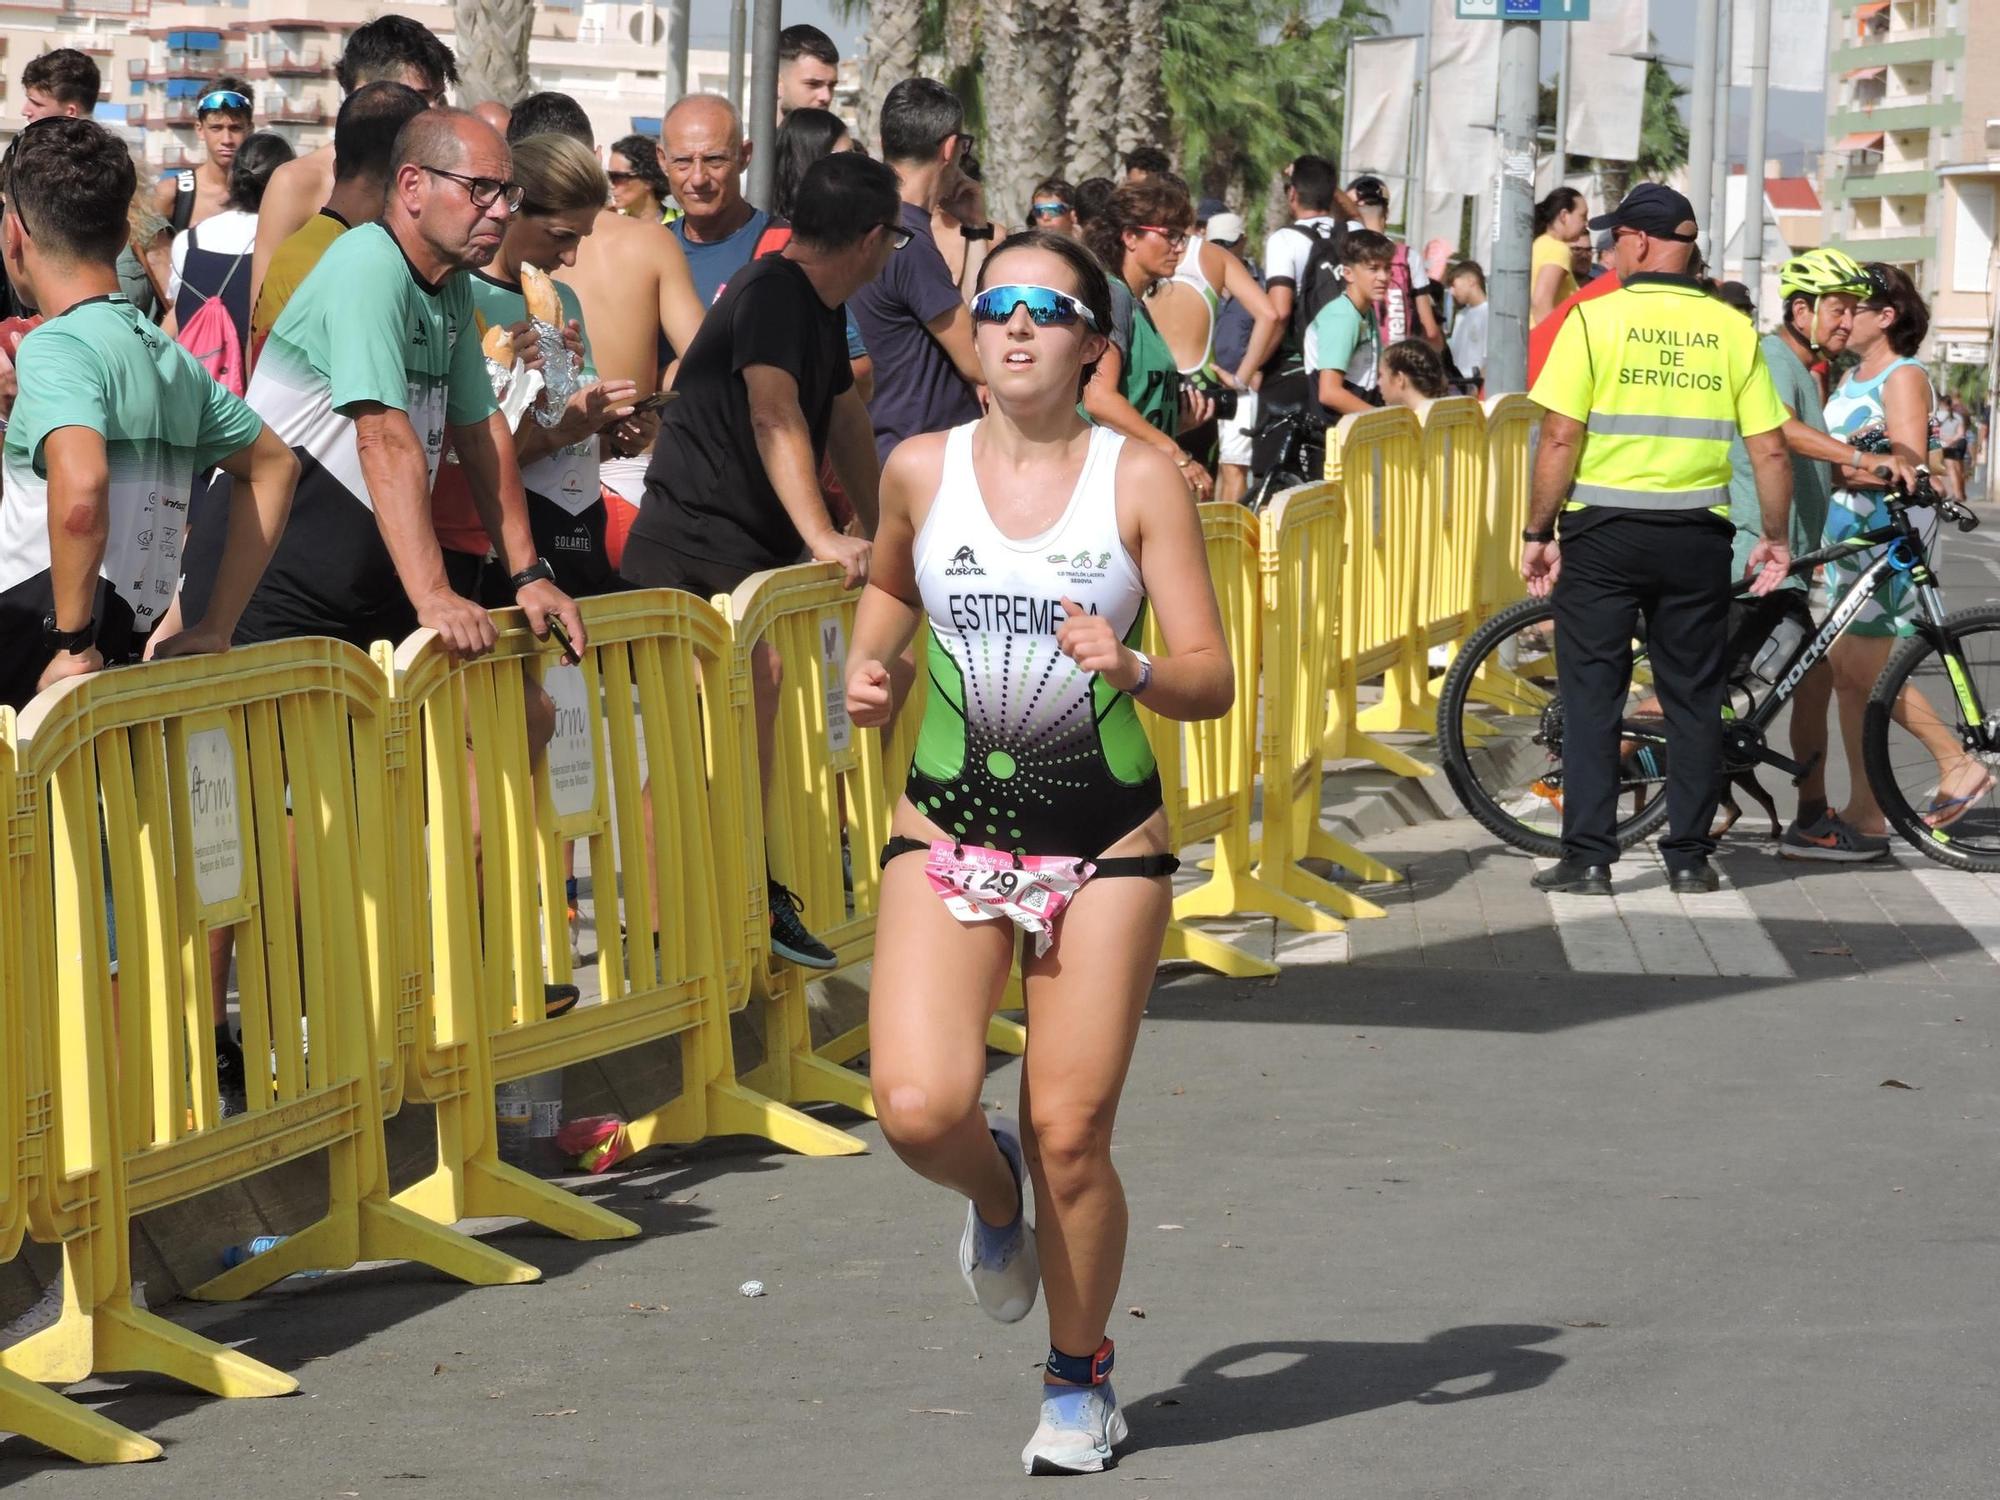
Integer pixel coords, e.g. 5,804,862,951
1022,1382,1129,1475
958,1113,1038,1324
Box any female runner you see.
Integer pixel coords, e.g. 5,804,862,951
845,229,1233,1476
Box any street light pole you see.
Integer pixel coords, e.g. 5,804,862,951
727,0,747,113
1688,0,1720,263
1712,0,1733,272
1742,0,1773,309
1553,20,1571,186
745,0,781,210
1488,16,1540,395
662,0,690,116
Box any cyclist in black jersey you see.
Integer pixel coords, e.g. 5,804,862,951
845,229,1233,1475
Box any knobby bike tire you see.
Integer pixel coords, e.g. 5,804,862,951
1438,597,1672,859
1863,605,2000,873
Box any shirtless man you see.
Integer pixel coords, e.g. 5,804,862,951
152,76,253,232
507,91,705,514
249,16,456,320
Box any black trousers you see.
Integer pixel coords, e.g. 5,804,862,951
1551,513,1732,868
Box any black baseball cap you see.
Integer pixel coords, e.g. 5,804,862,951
1196,195,1227,225
1588,182,1698,242
1348,174,1390,208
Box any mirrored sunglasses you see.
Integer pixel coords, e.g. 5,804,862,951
196,89,251,116
970,283,1098,331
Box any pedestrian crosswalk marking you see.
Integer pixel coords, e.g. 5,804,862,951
1538,849,1792,978
1911,870,2000,970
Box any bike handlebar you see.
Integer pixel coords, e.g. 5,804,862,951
1882,466,1979,533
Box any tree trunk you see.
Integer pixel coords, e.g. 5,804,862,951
859,0,926,157
452,0,533,107
1064,0,1123,184
983,0,1068,225
1115,0,1168,157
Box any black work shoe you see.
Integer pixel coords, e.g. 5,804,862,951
215,1031,248,1119
1531,859,1613,896
1668,861,1721,895
544,983,580,1020
769,879,837,969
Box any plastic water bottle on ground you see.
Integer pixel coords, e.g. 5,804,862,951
221,1234,326,1279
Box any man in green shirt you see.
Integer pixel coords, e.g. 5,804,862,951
1719,249,1917,861
233,108,583,660
0,115,297,709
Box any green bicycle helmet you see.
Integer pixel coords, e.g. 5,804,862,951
1779,247,1871,300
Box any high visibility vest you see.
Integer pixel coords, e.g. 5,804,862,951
1528,272,1788,514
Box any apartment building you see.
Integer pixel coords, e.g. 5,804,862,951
1821,0,1995,299
2,0,845,177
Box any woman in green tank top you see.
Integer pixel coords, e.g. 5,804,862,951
1079,177,1216,500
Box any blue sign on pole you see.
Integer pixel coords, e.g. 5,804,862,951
1456,0,1592,17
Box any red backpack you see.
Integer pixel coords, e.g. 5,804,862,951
174,230,251,395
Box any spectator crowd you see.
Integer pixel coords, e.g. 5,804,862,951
0,16,1990,992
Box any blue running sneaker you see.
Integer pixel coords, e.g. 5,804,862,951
958,1113,1038,1323
1022,1382,1129,1475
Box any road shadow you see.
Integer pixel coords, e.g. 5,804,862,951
1127,1325,1565,1451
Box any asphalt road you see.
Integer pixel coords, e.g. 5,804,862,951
4,495,1998,1497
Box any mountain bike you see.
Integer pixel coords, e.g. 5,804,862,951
1437,472,2000,872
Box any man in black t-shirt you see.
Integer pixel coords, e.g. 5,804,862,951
622,151,898,969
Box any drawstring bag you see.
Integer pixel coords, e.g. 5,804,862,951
174,228,251,395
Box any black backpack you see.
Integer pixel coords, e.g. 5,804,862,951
1275,218,1348,365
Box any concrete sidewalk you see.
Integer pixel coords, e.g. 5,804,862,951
6,889,1998,1495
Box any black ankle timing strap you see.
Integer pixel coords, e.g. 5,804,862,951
1045,1338,1114,1386
879,836,1177,879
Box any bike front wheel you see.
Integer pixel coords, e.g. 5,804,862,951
1863,605,2000,872
1437,597,1673,858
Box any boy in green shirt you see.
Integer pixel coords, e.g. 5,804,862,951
0,115,296,709
1305,229,1393,419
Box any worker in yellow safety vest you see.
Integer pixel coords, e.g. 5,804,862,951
1520,183,1794,898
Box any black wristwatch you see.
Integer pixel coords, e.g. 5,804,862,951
1521,528,1556,544
509,558,556,593
41,611,95,654
959,222,996,242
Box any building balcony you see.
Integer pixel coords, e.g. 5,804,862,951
257,99,326,124
1830,30,1965,71
258,48,327,76
155,48,248,78
1845,215,1934,242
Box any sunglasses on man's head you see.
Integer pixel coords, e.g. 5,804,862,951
970,283,1098,332
196,89,251,116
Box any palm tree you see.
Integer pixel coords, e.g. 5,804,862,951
1064,0,1125,183
857,0,928,153
453,0,532,106
1117,0,1169,157
984,0,1071,224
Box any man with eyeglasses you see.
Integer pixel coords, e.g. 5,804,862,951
850,78,985,465
662,94,779,326
232,108,583,664
153,76,254,235
251,15,458,328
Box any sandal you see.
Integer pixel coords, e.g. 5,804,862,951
1922,764,1997,829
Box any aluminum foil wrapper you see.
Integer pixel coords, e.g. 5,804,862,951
486,354,513,404
532,318,582,429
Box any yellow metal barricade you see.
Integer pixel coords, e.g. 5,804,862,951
1481,394,1541,619
1325,407,1435,774
1147,505,1279,974
391,591,863,1249
1414,397,1489,668
1199,481,1390,930
0,643,519,1416
0,710,155,1464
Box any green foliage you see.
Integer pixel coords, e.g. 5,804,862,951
1935,360,1989,412
1168,0,1384,206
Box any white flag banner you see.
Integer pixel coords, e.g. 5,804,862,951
1346,35,1421,195
1732,0,1831,94
1566,10,1647,163
1583,0,1650,56
1419,190,1467,258
1424,0,1500,198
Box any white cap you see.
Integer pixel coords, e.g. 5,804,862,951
1206,212,1247,245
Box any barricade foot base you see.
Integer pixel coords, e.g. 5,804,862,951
1356,684,1439,737
817,1020,870,1067
93,1300,296,1399
985,1014,1027,1055
787,1053,878,1118
356,1198,543,1286
1306,826,1400,889
396,1158,640,1243
705,1081,869,1157
0,1366,159,1464
1175,867,1344,935
1160,920,1278,978
1325,729,1435,782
